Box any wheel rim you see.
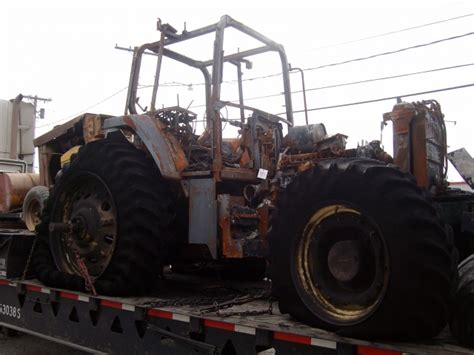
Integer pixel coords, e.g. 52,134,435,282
50,172,117,279
24,199,42,232
295,204,389,325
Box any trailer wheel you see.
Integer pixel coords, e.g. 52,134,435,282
450,254,474,347
32,134,174,295
269,159,456,339
22,186,49,232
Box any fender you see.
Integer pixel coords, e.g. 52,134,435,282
103,114,188,179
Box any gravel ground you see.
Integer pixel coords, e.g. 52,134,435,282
0,328,90,355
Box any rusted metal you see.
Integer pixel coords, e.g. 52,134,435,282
351,140,393,163
221,168,258,181
34,113,112,147
124,15,295,182
0,173,40,213
384,100,447,190
218,194,268,259
49,172,117,280
289,66,309,125
218,194,242,258
278,152,321,170
103,114,188,179
448,148,474,189
284,124,327,152
150,24,166,112
37,145,54,187
83,114,105,143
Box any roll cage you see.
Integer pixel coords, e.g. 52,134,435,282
125,15,293,177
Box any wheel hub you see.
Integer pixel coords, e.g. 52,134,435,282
327,240,360,282
70,200,102,244
295,204,389,325
49,172,117,279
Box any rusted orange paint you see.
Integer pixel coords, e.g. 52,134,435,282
0,173,40,213
383,102,446,189
83,115,105,143
123,115,137,130
219,211,243,258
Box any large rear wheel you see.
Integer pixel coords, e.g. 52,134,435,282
269,159,456,339
32,134,175,295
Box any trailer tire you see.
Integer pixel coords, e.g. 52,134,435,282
450,254,474,347
32,134,174,296
22,186,49,232
269,159,456,340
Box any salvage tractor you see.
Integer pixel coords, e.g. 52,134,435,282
31,16,461,340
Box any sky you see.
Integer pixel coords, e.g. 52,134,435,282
1,0,473,180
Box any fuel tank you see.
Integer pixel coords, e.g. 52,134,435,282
0,173,40,213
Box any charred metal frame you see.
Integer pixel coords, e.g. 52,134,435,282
125,15,293,179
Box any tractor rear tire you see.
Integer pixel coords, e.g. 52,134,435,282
269,159,456,340
32,134,174,296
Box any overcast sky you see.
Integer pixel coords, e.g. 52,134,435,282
1,0,473,180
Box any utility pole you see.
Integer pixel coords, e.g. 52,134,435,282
23,95,52,119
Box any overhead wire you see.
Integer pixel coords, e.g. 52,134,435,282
302,31,474,72
36,83,163,129
227,31,474,84
276,83,474,115
189,62,474,108
38,63,474,129
305,13,474,51
36,19,474,129
36,86,129,129
149,31,474,87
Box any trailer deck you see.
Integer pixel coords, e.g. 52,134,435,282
0,272,472,355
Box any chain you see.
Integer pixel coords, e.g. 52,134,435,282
200,291,271,315
65,233,97,296
208,298,274,318
21,237,37,281
77,258,97,296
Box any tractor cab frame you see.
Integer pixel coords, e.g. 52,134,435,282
124,15,293,181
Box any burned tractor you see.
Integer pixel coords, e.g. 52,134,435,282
31,16,457,340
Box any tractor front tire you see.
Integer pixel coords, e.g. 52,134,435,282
32,134,174,296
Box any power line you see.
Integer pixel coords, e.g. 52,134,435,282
36,86,128,129
306,13,474,51
166,31,474,86
303,31,474,72
37,61,474,130
35,82,193,130
301,63,474,93
190,62,474,108
277,83,474,115
124,14,474,88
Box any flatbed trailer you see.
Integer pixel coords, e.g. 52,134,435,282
0,272,472,355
